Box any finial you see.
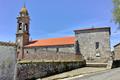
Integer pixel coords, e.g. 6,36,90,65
23,1,26,8
23,0,27,8
20,0,29,15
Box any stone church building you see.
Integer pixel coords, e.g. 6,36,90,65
16,6,111,63
114,43,120,60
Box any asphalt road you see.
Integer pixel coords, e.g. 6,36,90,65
70,68,120,80
40,67,107,80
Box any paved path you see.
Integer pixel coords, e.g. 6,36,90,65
39,67,107,80
70,68,120,80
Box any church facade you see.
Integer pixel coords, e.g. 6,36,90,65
16,6,111,63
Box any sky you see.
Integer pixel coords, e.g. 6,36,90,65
0,0,119,49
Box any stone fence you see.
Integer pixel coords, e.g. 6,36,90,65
16,49,85,80
17,60,86,80
0,41,15,46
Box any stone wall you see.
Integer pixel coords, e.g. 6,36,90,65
17,60,86,80
114,43,120,60
24,44,75,54
74,27,111,63
22,50,83,61
0,42,16,80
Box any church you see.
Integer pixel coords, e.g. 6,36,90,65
16,5,111,63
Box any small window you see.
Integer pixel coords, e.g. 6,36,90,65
26,51,28,53
56,48,59,53
46,47,48,51
34,48,37,52
95,42,99,49
75,40,80,54
96,52,100,57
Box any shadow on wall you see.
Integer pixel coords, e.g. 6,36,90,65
112,60,120,68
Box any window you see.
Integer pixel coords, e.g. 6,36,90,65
21,13,25,17
75,40,80,54
26,51,28,53
96,51,100,57
95,42,99,49
24,24,28,31
34,48,37,52
56,48,59,53
19,23,22,30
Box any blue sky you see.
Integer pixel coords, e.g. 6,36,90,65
0,0,119,49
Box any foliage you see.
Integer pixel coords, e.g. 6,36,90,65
113,0,120,29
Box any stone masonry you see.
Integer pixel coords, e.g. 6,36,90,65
74,27,111,63
0,42,16,80
24,44,75,54
114,43,120,60
17,60,86,80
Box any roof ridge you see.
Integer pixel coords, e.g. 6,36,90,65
32,36,75,41
26,36,75,47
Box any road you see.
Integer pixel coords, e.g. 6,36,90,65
40,67,107,80
70,67,120,80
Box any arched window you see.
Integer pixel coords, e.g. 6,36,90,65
24,24,28,31
19,23,22,30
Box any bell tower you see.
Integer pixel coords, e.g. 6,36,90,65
16,5,30,59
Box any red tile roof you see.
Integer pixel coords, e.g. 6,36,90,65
25,36,75,47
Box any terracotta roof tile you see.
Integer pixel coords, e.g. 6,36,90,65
25,36,75,47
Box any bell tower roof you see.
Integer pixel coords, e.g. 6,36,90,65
20,5,29,15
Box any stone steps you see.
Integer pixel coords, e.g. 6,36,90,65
86,63,108,67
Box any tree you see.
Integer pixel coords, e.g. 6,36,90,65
113,0,120,29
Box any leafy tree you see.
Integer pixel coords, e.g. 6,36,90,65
113,0,120,29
